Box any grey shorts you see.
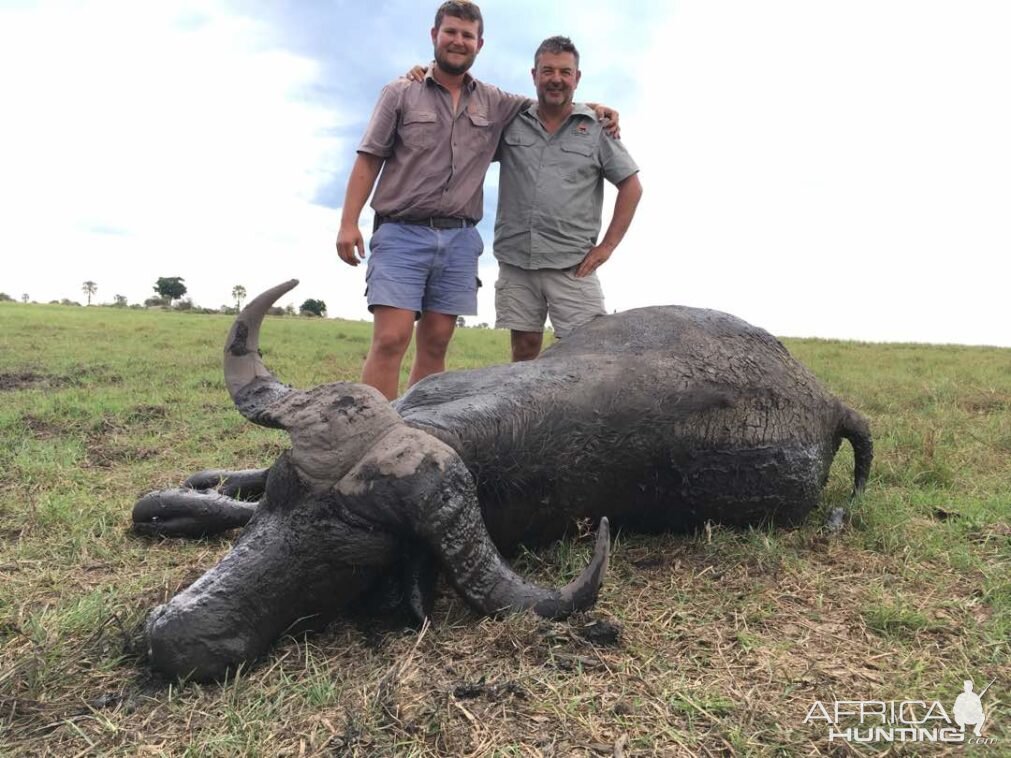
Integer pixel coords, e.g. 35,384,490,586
494,262,606,338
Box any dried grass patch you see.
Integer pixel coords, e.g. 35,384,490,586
3,525,1006,756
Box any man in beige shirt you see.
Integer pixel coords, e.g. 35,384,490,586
336,1,528,400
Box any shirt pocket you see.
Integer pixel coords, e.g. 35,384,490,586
503,131,537,148
498,130,536,162
558,140,597,183
400,110,438,149
466,110,495,150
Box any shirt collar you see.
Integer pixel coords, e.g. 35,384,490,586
522,102,597,125
425,66,477,91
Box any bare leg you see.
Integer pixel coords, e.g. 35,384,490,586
408,311,457,387
361,306,416,399
510,330,544,362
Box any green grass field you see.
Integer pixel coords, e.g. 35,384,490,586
1,301,1009,756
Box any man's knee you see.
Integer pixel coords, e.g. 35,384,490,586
417,333,451,359
415,335,451,364
511,330,543,362
373,334,411,359
416,313,456,358
370,320,414,358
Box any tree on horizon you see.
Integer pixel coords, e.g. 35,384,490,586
82,281,97,305
299,298,326,317
232,285,247,311
154,277,187,305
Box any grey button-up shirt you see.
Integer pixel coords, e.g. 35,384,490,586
493,104,639,270
358,71,529,222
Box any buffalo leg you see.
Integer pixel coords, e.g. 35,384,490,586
184,468,269,501
133,488,256,538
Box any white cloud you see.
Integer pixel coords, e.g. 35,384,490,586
604,0,1011,346
1,1,353,310
2,1,1008,347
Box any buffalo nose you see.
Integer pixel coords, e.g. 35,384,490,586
145,600,259,682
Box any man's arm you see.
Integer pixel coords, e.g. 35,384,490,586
575,173,642,278
336,153,384,267
402,65,619,137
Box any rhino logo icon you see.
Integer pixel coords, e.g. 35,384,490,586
953,678,995,737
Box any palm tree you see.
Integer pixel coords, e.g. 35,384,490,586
232,285,247,311
82,281,97,305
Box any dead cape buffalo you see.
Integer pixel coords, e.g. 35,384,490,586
133,280,871,681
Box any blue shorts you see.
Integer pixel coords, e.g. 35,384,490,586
365,223,483,317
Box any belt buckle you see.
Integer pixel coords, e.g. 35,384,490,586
428,217,470,230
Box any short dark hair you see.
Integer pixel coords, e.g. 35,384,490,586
534,36,579,68
434,1,484,39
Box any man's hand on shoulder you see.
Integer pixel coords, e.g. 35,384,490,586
585,102,621,139
404,64,430,83
575,242,615,278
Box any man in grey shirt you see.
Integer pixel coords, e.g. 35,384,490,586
494,36,642,361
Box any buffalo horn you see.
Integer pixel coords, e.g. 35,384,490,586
223,279,299,429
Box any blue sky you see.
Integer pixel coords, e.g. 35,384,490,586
2,1,1009,346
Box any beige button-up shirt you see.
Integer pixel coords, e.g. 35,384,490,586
358,71,529,222
493,104,639,270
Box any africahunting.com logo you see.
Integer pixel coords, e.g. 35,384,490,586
804,677,997,745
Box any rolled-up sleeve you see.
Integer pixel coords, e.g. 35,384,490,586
600,135,639,185
358,84,402,158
